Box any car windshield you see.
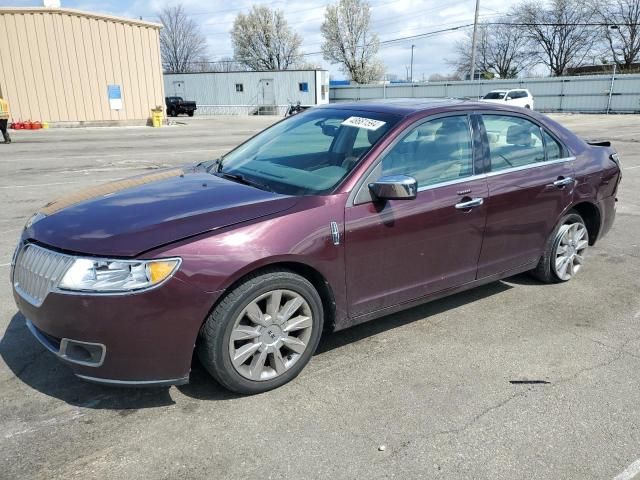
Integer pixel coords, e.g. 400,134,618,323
216,108,400,195
484,92,506,99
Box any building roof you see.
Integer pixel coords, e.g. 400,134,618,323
0,7,162,29
165,69,329,75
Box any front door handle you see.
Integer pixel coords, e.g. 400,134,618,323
455,197,484,210
552,176,575,188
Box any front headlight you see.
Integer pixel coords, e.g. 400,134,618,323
58,258,181,293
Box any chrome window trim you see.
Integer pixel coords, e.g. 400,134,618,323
351,155,576,200
415,173,487,192
484,156,575,178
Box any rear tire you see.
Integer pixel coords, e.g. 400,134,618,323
525,104,531,109
530,212,588,283
197,269,324,394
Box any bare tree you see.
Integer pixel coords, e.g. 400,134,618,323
448,26,492,78
449,20,535,78
516,0,599,76
321,0,384,84
210,57,249,72
159,5,208,73
428,73,462,81
596,0,640,70
230,6,303,71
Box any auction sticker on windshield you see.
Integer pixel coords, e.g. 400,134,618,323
341,116,387,130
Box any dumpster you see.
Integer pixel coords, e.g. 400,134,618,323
151,108,163,128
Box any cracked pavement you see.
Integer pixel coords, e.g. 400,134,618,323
1,114,639,479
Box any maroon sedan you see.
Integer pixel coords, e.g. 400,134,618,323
11,100,621,394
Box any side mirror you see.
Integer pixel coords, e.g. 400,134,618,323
369,175,417,201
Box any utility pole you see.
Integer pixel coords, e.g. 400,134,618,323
469,0,481,81
410,45,415,83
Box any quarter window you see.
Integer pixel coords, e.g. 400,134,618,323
380,115,473,188
543,130,563,160
482,115,545,171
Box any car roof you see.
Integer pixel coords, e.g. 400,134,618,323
317,98,488,116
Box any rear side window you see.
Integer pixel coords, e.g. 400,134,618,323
482,115,545,171
543,130,564,160
380,115,473,188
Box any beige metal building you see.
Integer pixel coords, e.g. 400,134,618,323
0,7,164,126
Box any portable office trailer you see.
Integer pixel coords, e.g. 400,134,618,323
163,70,330,115
0,7,164,126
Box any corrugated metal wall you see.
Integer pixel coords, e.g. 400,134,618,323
330,74,640,113
0,8,164,124
164,70,330,115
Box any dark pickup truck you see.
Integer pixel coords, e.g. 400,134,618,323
165,96,197,117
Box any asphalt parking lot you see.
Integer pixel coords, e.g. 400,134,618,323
1,113,639,480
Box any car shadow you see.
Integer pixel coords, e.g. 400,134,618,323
0,312,241,409
316,280,513,355
1,280,514,407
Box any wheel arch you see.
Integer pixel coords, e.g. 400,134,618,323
206,260,338,333
569,201,601,245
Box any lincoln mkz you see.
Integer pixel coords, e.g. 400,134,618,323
11,100,621,393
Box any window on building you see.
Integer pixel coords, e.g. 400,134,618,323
299,82,309,92
235,84,243,92
482,114,545,171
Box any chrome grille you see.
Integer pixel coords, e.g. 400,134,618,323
13,244,74,307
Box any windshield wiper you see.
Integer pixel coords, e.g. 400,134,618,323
216,170,275,193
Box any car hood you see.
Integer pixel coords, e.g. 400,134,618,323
24,166,298,257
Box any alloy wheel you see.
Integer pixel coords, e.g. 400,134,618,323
554,222,588,281
228,289,314,381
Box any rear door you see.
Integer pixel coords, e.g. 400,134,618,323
345,114,488,317
476,113,574,278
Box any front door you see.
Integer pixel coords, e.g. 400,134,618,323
259,79,275,105
345,114,488,317
173,81,185,97
476,113,574,278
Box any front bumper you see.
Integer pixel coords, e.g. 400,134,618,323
14,275,222,387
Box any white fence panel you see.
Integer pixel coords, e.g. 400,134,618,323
329,74,640,113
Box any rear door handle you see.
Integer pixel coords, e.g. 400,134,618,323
551,176,574,188
455,197,484,210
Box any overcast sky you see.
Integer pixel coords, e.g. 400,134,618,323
5,0,516,79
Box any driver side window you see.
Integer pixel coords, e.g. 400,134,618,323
380,115,474,188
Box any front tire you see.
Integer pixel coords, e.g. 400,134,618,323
530,212,589,283
188,111,194,117
197,269,324,394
